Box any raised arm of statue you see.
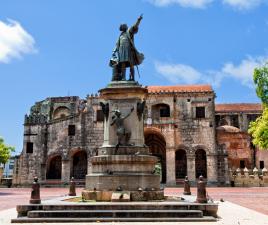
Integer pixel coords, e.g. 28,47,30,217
134,14,143,28
130,14,143,34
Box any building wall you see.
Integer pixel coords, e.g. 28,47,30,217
145,91,218,185
13,96,104,185
1,157,15,178
216,126,253,170
256,149,268,170
14,86,265,187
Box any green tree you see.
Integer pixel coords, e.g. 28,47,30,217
253,63,268,105
249,63,268,149
249,108,268,149
0,137,15,164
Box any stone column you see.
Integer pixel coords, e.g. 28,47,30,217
187,154,195,182
207,154,218,185
166,148,175,185
61,159,70,183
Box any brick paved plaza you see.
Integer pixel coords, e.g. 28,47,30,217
0,187,267,214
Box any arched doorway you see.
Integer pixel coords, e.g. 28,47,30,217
46,155,62,179
71,151,87,179
144,129,166,183
175,149,187,179
195,149,207,178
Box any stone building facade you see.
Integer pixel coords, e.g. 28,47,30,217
215,103,267,172
13,85,265,186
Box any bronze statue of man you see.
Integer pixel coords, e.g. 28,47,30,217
110,15,144,81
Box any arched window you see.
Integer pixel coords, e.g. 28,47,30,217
53,106,70,120
151,104,170,122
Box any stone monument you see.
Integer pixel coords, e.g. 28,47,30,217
12,15,219,223
82,15,163,201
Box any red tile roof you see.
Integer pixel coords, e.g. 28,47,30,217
215,103,262,113
147,85,213,93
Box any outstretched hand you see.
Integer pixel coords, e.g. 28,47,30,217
138,14,143,21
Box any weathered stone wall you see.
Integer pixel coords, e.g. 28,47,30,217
216,126,253,170
16,86,264,187
145,91,218,185
14,96,104,185
256,148,268,170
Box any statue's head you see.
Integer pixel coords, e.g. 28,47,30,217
115,111,121,117
119,24,128,32
113,109,121,117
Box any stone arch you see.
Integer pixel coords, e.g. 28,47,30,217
175,149,187,179
46,155,62,179
70,149,88,179
176,144,191,154
193,145,210,153
53,106,70,120
144,128,166,183
195,149,207,178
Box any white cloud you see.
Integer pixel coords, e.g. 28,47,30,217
148,0,214,8
155,62,202,84
155,55,268,88
148,0,267,9
222,0,263,10
0,19,36,63
222,56,268,87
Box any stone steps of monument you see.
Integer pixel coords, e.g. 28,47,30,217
27,209,203,218
17,202,217,213
14,202,218,223
12,216,217,223
42,204,190,211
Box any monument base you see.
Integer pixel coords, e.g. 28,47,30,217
85,174,160,191
83,153,163,201
81,190,164,201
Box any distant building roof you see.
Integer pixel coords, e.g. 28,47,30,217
215,103,262,113
147,85,213,93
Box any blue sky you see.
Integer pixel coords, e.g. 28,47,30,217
0,0,267,153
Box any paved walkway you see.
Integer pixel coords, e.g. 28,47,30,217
166,187,268,215
1,201,268,225
0,187,80,211
1,187,268,215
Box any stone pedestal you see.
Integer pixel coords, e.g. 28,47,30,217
83,81,163,201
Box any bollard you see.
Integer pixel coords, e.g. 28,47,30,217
183,176,191,195
195,175,207,203
69,177,76,196
30,177,41,204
